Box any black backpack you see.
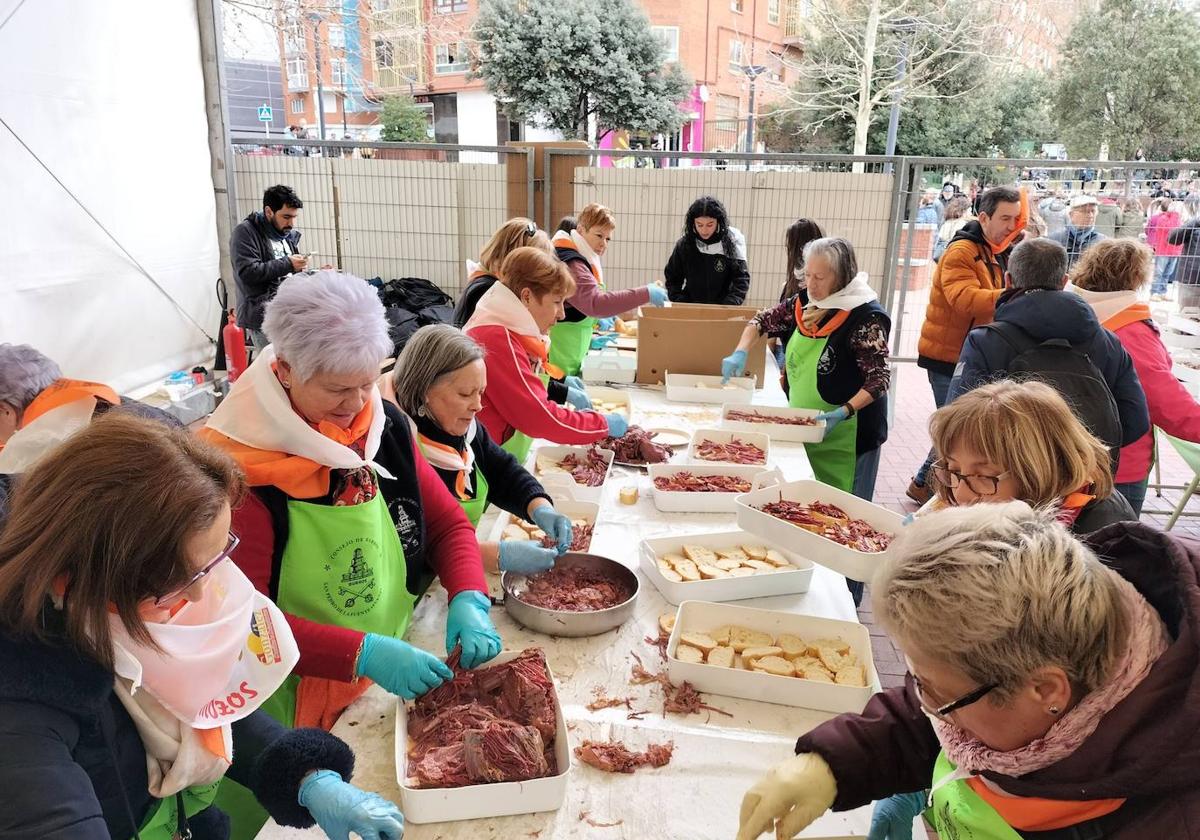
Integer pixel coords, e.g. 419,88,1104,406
982,321,1122,473
375,277,455,354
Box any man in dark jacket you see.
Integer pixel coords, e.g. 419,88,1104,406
1049,193,1105,269
1168,215,1200,310
948,237,1149,452
231,184,306,347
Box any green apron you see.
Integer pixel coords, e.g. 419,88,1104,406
499,365,558,464
216,486,415,840
459,464,490,527
133,782,221,840
929,751,1022,839
548,317,596,378
785,329,858,492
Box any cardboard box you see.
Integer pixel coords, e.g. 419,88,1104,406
636,304,768,386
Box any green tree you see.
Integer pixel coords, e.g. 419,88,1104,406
380,95,429,142
1055,0,1200,159
473,0,691,141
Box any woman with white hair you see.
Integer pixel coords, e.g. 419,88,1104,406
737,502,1200,840
389,324,573,574
200,271,500,831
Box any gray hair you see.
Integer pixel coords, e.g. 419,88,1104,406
0,344,62,411
262,270,392,383
876,501,1126,702
1007,238,1068,290
802,237,859,293
391,325,484,417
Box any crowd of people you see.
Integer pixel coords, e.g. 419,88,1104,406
0,177,1198,840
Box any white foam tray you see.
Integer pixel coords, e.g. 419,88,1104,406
394,650,571,823
665,372,755,404
586,385,631,416
720,403,826,443
649,464,781,513
529,444,614,505
582,347,636,384
639,529,813,604
667,600,876,713
735,479,904,582
688,427,771,467
489,498,601,545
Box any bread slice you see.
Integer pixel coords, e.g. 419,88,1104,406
835,665,867,687
662,553,688,570
741,645,784,662
502,524,529,542
674,560,701,582
776,634,808,659
728,566,758,577
659,613,677,636
710,625,733,645
530,529,547,541
706,646,735,668
682,544,717,565
680,632,718,653
800,664,835,683
742,545,769,561
790,655,822,672
661,567,683,583
743,558,776,572
728,626,775,653
817,647,850,673
751,656,795,677
763,549,790,567
698,564,731,580
807,637,852,657
714,558,743,571
675,644,704,664
714,547,748,563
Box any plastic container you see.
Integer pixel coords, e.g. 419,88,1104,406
665,372,755,404
639,530,813,604
587,385,631,416
720,404,826,443
666,600,876,713
648,464,781,513
529,445,614,505
735,479,904,582
393,651,571,823
582,346,636,385
688,428,771,467
489,496,599,545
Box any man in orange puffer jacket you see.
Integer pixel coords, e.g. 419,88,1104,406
908,186,1023,502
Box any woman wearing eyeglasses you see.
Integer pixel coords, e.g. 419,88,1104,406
0,415,404,840
737,501,1200,840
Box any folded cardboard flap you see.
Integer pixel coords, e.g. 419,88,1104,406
637,304,767,386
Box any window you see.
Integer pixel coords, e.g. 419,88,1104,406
374,37,394,70
651,26,680,63
434,0,468,12
284,22,305,55
322,92,339,114
290,97,305,115
768,0,779,24
330,58,347,87
713,93,740,150
327,24,344,50
731,0,743,11
728,38,745,71
286,56,308,89
435,41,469,74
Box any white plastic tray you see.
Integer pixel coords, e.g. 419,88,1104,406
721,404,826,443
735,479,904,582
582,346,636,385
688,428,771,467
648,464,781,513
639,530,813,604
665,372,755,405
529,444,614,505
587,385,632,416
490,497,600,546
666,600,876,713
394,650,572,823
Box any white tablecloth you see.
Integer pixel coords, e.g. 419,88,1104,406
257,368,884,840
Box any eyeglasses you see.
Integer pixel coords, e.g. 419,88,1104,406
155,531,240,607
931,461,1011,496
911,672,998,718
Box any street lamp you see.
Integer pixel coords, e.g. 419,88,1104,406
884,18,918,165
308,12,327,141
739,63,769,156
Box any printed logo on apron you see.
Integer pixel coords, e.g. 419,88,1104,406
388,497,421,555
817,345,837,376
714,258,726,273
324,537,381,616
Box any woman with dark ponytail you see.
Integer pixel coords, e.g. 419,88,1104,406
664,195,752,305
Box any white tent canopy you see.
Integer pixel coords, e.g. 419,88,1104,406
0,0,219,393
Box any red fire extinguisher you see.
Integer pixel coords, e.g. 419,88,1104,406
223,309,249,383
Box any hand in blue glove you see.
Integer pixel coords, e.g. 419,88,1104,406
299,770,405,840
446,590,502,669
531,504,574,554
499,539,558,574
605,412,628,438
356,634,452,699
596,318,616,331
815,405,851,438
564,375,587,391
866,791,926,840
566,386,592,410
901,512,916,526
721,349,748,383
647,285,669,307
590,334,619,351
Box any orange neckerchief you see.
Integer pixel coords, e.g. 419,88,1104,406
199,398,375,499
794,297,851,338
516,334,566,380
990,187,1030,255
1101,302,1153,333
468,268,490,282
1057,485,1097,528
21,379,119,427
552,231,602,283
965,778,1125,831
416,434,471,500
295,675,371,731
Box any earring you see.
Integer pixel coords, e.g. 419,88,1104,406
282,381,291,389
417,405,427,417
1048,705,1061,716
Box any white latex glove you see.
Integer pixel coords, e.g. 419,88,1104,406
736,753,838,840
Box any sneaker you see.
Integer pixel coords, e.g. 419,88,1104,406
906,479,932,505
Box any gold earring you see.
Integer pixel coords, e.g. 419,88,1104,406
1048,706,1061,715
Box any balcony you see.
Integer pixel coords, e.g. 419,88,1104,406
287,73,310,92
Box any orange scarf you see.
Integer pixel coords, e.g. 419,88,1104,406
517,334,565,380
21,379,119,427
990,187,1030,255
1101,302,1152,333
965,778,1124,831
794,297,851,338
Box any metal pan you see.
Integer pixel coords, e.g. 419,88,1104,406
500,553,639,637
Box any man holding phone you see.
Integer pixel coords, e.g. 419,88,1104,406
231,184,307,349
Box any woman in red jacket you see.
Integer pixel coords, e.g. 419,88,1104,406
1069,238,1200,514
465,246,627,462
1144,198,1182,298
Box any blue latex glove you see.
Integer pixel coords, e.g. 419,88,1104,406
356,634,452,699
596,318,616,331
590,334,619,351
815,405,851,438
866,792,926,840
647,285,669,306
499,539,558,574
901,512,916,526
566,386,592,410
605,412,629,437
564,375,587,391
721,349,748,383
531,504,574,554
446,590,502,668
299,770,405,840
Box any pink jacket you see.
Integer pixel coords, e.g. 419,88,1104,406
1113,319,1200,482
1146,212,1183,257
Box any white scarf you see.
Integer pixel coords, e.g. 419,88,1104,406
1067,283,1142,325
694,226,748,261
805,271,878,312
464,281,548,343
0,396,96,473
569,229,605,285
205,346,393,478
408,414,478,496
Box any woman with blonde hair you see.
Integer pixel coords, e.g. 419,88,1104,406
737,501,1200,840
453,217,550,327
1069,238,1200,513
465,246,627,461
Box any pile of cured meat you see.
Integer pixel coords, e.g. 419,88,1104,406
573,739,674,773
406,648,558,789
539,521,594,552
556,448,610,486
756,499,893,553
725,408,818,426
653,471,753,493
515,564,633,612
597,426,673,465
694,437,766,465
